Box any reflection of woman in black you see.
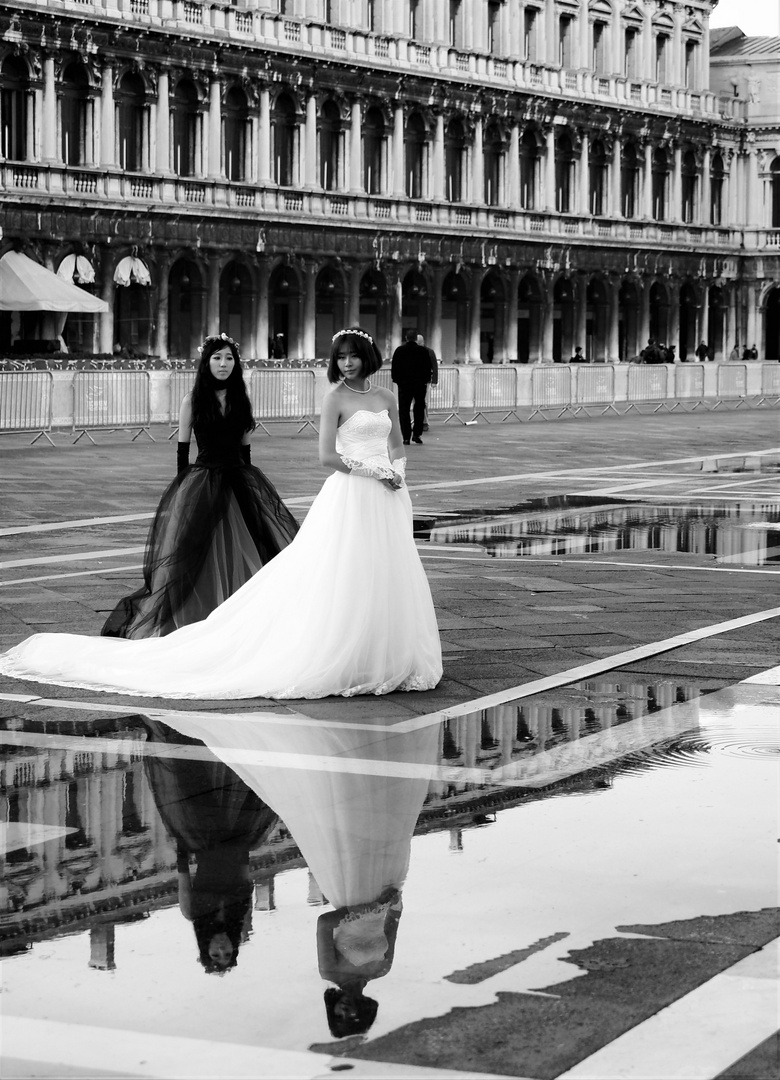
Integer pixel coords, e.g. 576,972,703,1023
140,717,277,973
153,712,439,1026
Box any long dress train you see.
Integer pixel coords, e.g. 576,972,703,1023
0,410,442,699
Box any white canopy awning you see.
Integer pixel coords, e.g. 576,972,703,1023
57,254,96,285
0,251,108,313
114,256,151,287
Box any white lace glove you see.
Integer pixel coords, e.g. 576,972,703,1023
341,455,395,481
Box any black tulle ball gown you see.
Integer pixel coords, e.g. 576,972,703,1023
101,414,299,638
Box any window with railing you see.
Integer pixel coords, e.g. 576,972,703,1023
710,153,725,226
681,149,698,224
684,40,698,89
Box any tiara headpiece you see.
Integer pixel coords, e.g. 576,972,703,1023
197,332,240,354
332,328,374,345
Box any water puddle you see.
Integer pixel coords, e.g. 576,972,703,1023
414,495,780,565
0,672,777,1066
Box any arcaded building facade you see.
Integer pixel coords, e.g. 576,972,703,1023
0,0,778,363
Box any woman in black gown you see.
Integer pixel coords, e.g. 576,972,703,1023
102,333,299,638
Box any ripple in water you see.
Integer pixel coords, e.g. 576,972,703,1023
698,725,780,760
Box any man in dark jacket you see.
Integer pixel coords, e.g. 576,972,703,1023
391,329,433,445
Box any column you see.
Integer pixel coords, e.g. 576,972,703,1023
302,262,317,359
392,102,404,196
505,268,520,362
747,149,761,228
699,284,709,348
672,143,682,221
206,257,220,335
727,150,739,227
609,142,621,217
643,141,653,218
347,263,361,325
578,130,589,214
579,8,590,73
576,278,588,350
249,114,260,182
644,10,655,82
259,86,271,182
541,276,554,361
99,260,114,353
349,98,362,192
100,61,115,167
305,92,317,188
42,54,57,163
156,69,170,174
85,96,95,165
468,269,482,362
26,90,37,162
607,279,620,362
433,111,445,201
745,285,758,351
154,256,169,361
472,116,484,204
141,104,150,173
701,148,711,226
390,267,403,346
208,78,221,179
545,126,556,211
508,124,520,208
256,259,270,359
639,278,651,346
668,285,680,354
672,4,683,88
726,286,738,353
430,265,445,358
545,0,556,65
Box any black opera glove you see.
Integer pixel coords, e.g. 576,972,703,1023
176,441,190,475
241,445,251,465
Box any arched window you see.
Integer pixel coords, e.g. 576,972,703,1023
711,152,725,226
483,123,504,206
590,139,607,216
1,55,30,162
172,78,199,177
445,118,465,202
405,112,426,199
681,149,698,223
362,106,384,194
272,93,296,186
771,157,780,229
224,86,248,182
116,72,146,172
319,99,342,191
621,142,639,218
61,62,90,165
555,132,574,213
652,146,669,221
519,128,538,210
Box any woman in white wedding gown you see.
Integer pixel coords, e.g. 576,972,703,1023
0,328,442,699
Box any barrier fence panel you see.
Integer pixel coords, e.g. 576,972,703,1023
428,367,461,423
758,362,780,406
72,371,153,443
472,365,520,421
713,364,748,409
626,366,670,412
249,369,317,434
529,365,573,419
671,364,707,411
572,366,618,415
167,370,197,436
371,368,393,391
0,372,54,444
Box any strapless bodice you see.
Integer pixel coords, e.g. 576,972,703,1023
335,409,392,462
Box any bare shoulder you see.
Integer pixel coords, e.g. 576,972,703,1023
376,386,396,409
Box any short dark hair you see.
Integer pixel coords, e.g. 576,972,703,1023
323,988,379,1038
328,327,383,384
404,328,419,342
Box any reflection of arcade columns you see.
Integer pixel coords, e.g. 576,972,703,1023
255,878,275,912
89,923,116,971
256,259,270,360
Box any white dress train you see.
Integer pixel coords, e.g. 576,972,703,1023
0,410,442,699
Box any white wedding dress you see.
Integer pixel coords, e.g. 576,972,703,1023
0,410,442,699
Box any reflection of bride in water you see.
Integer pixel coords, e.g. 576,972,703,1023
138,717,277,973
159,712,439,1034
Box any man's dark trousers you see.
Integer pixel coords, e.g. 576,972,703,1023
398,382,427,441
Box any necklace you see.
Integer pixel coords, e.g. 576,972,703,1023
343,379,371,394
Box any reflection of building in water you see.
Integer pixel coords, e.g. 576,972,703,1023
0,676,700,960
427,501,780,564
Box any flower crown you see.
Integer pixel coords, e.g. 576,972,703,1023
197,332,240,354
332,328,374,345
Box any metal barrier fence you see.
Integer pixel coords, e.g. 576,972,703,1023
626,366,670,413
472,365,520,421
758,363,780,406
0,371,54,444
72,371,154,443
371,368,393,391
248,369,317,434
529,366,573,419
671,364,707,411
428,367,460,422
572,366,618,415
167,370,197,436
714,364,748,409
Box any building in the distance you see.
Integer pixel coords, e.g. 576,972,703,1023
0,0,778,363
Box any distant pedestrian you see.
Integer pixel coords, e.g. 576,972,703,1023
416,333,438,432
729,343,741,362
570,346,586,363
391,329,433,445
748,343,758,360
641,338,661,364
694,340,709,362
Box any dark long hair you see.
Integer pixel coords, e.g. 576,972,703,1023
192,891,252,975
191,335,255,435
323,986,379,1038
